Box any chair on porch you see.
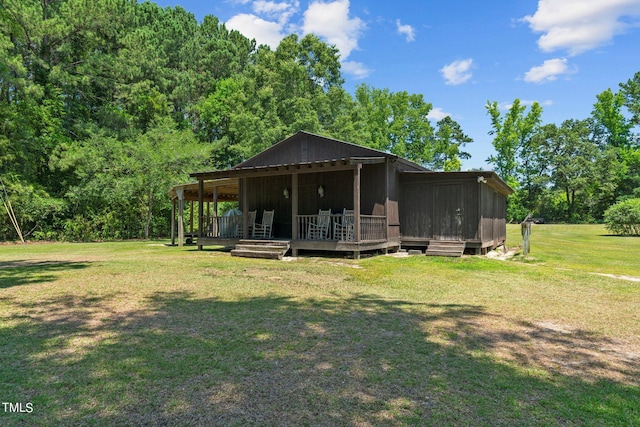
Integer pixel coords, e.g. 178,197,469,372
333,208,355,241
246,210,257,238
307,209,331,240
252,210,274,238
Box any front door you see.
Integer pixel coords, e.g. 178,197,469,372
434,184,463,241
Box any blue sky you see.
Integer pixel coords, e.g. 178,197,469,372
151,0,640,169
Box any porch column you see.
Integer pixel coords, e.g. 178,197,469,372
197,179,204,250
353,163,362,259
189,201,194,234
213,186,219,238
171,198,176,246
176,187,185,247
241,177,248,238
291,173,299,256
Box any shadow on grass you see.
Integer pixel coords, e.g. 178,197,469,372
0,260,91,289
0,292,638,426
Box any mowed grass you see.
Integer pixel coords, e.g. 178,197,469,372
0,225,638,426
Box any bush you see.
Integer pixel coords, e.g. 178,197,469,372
604,198,640,236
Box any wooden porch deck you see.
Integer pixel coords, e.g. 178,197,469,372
195,213,395,259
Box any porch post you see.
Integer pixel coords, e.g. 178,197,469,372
176,187,184,247
171,198,176,246
206,201,210,234
189,201,194,234
241,177,248,238
213,186,219,238
384,158,390,253
353,163,362,259
291,173,299,256
197,179,204,250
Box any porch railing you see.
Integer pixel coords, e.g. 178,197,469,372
296,214,386,241
203,215,244,238
360,215,387,241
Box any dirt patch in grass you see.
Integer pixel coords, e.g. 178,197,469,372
592,273,640,283
427,313,639,387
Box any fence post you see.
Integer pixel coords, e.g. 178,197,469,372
521,221,531,256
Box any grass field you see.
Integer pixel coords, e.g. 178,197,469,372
0,224,638,426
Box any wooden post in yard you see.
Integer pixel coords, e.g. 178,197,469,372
521,220,531,256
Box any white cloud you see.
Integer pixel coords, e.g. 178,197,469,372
341,61,371,79
252,1,299,24
396,19,416,42
427,107,451,121
523,58,573,83
522,0,640,55
226,13,286,49
302,0,366,59
227,0,367,66
440,59,473,85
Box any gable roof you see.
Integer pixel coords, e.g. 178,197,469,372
234,131,427,171
190,131,427,180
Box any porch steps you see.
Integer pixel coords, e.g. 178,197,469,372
231,240,290,260
425,241,465,257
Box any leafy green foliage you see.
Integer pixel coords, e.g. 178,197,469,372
486,99,543,190
604,198,640,236
1,0,638,239
432,116,472,171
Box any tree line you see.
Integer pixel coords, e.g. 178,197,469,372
487,76,640,222
0,0,638,241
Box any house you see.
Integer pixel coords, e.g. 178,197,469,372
170,131,513,258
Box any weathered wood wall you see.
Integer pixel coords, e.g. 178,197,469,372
246,175,293,238
400,174,493,242
479,184,506,244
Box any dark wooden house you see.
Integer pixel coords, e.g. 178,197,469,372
174,131,512,258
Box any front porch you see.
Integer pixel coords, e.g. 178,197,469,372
187,149,400,258
195,212,393,259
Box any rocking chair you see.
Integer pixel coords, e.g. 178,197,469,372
253,210,274,238
333,208,355,241
307,209,331,240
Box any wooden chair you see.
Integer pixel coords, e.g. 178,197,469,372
333,208,355,241
246,210,257,238
253,210,274,238
307,209,331,240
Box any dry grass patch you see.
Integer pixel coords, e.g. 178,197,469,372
1,230,639,426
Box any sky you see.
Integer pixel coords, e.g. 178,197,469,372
151,0,640,170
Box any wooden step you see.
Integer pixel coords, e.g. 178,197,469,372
231,240,291,260
238,239,290,247
425,241,465,257
231,249,284,260
234,244,290,252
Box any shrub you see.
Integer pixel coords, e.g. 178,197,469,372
604,198,640,236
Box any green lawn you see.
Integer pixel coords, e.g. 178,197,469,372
0,225,638,426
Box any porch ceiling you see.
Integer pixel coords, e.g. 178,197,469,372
168,178,239,202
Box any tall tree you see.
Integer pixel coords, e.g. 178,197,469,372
432,116,472,171
352,84,436,165
591,88,632,148
485,99,543,189
54,119,212,239
530,119,616,221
